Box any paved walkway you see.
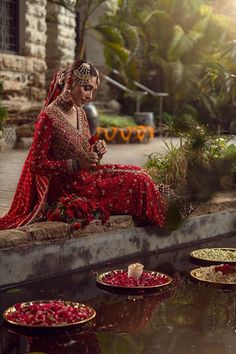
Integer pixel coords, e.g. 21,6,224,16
0,137,180,216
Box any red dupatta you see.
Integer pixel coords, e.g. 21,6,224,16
0,71,63,230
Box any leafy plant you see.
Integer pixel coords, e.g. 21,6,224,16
100,0,236,128
144,123,236,197
98,112,136,128
145,141,189,191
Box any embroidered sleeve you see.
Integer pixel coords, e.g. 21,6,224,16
29,112,73,176
80,108,91,151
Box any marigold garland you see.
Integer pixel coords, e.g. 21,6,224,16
136,127,146,142
119,127,133,142
96,126,154,143
97,127,118,142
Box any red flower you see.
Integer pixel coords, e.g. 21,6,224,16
48,208,61,221
215,264,236,275
89,136,99,146
5,300,93,326
73,222,81,230
65,208,75,219
102,270,169,287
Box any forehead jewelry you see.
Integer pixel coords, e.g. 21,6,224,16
73,62,91,85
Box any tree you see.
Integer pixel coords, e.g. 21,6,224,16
99,0,236,126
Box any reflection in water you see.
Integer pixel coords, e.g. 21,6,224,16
95,282,177,334
28,330,101,354
2,327,101,354
96,291,172,333
1,234,236,353
95,284,236,354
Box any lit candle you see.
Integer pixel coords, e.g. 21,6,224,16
128,263,144,279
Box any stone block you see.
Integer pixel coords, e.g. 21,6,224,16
103,215,135,231
16,123,34,138
72,215,135,238
0,54,26,71
30,87,46,100
3,80,24,92
21,221,71,241
0,229,28,248
72,220,104,237
0,137,6,151
33,58,47,70
16,137,33,149
24,43,46,59
26,4,46,17
37,19,47,32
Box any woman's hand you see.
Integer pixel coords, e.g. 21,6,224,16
93,139,107,160
74,152,99,171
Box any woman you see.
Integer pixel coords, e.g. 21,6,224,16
0,60,167,230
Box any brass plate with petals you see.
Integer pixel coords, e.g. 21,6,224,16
96,269,172,293
190,248,236,263
3,300,96,328
190,265,236,286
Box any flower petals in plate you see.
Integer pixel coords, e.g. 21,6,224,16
3,300,96,328
97,269,172,291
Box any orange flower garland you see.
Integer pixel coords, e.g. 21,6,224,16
97,127,118,142
148,126,155,139
119,127,133,142
136,126,146,142
96,126,154,143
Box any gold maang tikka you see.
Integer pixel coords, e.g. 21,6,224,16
73,63,91,85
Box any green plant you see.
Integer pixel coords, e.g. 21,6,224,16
145,141,189,191
98,112,136,128
144,123,236,196
101,0,236,128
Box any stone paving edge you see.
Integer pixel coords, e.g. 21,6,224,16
0,210,236,288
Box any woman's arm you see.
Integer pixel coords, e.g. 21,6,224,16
30,111,99,176
29,112,74,177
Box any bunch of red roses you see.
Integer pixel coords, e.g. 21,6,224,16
46,193,109,229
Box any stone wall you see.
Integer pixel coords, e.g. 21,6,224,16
0,0,47,122
0,0,77,124
46,0,76,87
0,0,107,125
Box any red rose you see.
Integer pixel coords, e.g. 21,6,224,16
73,222,81,230
89,136,99,146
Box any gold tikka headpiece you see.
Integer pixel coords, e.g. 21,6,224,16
73,62,91,85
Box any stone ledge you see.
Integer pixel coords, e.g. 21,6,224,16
192,192,236,216
1,209,236,289
0,215,135,249
1,191,235,249
0,229,28,248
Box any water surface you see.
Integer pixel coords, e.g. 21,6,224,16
1,234,236,354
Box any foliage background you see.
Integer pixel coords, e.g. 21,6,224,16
79,0,236,131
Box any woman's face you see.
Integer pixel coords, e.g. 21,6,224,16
71,75,99,107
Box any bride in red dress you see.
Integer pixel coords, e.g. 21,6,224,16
0,60,167,230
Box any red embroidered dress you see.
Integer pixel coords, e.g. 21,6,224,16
0,78,166,230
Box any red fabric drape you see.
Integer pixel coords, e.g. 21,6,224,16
0,72,167,230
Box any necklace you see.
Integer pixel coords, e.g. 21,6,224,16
55,91,75,114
